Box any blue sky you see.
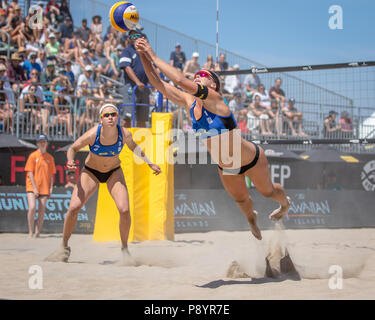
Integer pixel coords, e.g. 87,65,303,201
71,0,375,67
119,0,375,67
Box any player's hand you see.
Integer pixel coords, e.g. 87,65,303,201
149,164,162,175
33,189,39,198
67,160,76,170
135,38,154,60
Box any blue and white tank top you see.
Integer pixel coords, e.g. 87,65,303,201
89,124,124,157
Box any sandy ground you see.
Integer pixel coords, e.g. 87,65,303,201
1,227,375,300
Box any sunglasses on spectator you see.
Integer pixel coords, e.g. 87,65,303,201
194,70,213,80
129,33,142,40
102,112,118,118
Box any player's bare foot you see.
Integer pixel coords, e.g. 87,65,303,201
269,196,291,221
248,210,262,240
45,246,71,262
120,248,137,266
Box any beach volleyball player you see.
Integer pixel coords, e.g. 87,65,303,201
46,104,161,263
135,38,291,240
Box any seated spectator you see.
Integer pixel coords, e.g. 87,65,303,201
108,44,123,80
249,94,273,135
269,99,282,135
183,52,200,80
323,110,340,138
94,81,117,108
0,76,14,132
169,43,186,71
215,53,228,71
21,84,47,134
77,48,94,70
23,52,42,79
45,33,60,57
76,81,96,134
53,87,72,137
94,42,110,76
52,69,72,94
9,5,25,48
58,15,73,42
91,15,103,42
23,68,40,88
229,91,246,122
244,72,261,96
45,0,62,24
36,50,48,71
40,61,57,90
223,64,242,98
254,83,271,110
0,11,10,42
61,60,75,85
62,31,81,61
59,0,72,22
269,77,287,109
203,55,215,71
339,111,353,138
25,35,41,55
282,98,307,136
77,65,95,90
7,53,26,91
77,18,92,43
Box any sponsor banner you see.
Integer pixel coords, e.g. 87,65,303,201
174,189,375,233
0,186,98,233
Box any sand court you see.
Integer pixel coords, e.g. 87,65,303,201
0,228,374,300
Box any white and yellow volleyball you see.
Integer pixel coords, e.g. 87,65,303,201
109,1,139,33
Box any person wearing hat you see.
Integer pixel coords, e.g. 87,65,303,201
24,134,56,238
281,98,307,136
59,15,73,40
323,110,340,138
7,53,26,86
64,170,77,190
45,33,60,57
108,44,123,80
183,52,201,80
77,64,95,89
169,42,186,71
40,60,57,90
23,52,42,79
119,29,151,127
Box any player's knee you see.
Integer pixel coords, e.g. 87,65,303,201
234,195,250,205
261,188,274,198
119,208,130,219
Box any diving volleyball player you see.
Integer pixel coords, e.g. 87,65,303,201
46,104,161,263
135,38,290,240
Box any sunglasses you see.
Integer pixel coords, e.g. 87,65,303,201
129,33,142,40
194,70,213,80
102,112,118,118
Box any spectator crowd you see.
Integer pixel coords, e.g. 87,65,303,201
0,0,355,140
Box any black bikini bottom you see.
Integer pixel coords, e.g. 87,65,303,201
217,141,260,175
84,165,121,183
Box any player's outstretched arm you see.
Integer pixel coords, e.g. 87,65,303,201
122,128,161,175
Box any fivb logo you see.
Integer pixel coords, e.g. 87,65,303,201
328,5,343,30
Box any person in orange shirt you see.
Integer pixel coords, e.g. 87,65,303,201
25,135,56,238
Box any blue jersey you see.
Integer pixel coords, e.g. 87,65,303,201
89,124,124,157
190,100,237,138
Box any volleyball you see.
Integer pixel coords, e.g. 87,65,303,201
109,1,139,33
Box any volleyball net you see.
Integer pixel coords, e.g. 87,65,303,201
210,60,375,153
